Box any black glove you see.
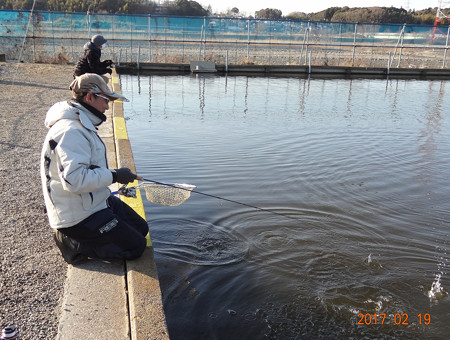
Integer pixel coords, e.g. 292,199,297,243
104,59,114,67
112,168,137,184
106,68,112,75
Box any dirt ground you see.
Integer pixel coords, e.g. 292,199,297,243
0,62,75,339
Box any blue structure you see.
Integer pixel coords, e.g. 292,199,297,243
1,10,449,68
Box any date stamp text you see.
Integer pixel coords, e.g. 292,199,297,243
357,313,431,325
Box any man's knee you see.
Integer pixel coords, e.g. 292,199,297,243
124,236,147,260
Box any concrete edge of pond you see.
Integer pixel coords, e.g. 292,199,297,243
116,62,450,79
57,69,169,340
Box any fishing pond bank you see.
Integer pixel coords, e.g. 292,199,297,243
0,62,167,339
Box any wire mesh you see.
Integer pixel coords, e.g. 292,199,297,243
1,9,450,68
140,183,196,206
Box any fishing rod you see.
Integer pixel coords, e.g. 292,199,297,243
139,177,301,222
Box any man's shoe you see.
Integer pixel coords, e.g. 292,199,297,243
53,230,88,264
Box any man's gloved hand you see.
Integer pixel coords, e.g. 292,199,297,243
104,59,114,67
106,68,112,75
112,168,137,184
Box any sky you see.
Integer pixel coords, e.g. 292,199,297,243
197,1,444,16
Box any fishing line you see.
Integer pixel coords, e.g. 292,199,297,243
140,177,301,222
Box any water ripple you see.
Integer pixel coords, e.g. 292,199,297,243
151,218,248,266
123,75,450,339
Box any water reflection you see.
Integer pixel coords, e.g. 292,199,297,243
197,75,205,117
417,81,444,185
121,75,450,339
297,77,309,116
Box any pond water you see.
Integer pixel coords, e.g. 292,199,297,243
120,74,450,339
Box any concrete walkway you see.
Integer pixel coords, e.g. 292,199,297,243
56,69,169,339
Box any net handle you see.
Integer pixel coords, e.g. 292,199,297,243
111,181,194,196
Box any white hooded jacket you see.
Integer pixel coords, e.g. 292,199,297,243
40,100,114,229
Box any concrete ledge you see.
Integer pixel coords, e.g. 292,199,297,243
57,261,129,340
127,249,169,339
117,62,450,79
57,70,168,339
115,139,136,170
111,68,169,340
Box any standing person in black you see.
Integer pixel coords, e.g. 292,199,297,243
73,34,113,78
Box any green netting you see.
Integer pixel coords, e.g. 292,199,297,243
1,9,450,67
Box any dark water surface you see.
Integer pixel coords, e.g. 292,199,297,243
120,75,449,339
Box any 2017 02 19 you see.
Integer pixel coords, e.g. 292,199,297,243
357,313,431,325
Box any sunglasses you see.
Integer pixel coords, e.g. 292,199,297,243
94,93,111,103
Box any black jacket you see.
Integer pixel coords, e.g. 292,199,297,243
73,42,111,77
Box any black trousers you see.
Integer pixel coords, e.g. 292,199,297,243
59,195,148,260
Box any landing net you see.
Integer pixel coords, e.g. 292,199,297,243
140,182,196,206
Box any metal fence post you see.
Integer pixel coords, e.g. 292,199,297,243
337,23,343,66
148,15,151,62
308,50,312,74
137,45,140,69
31,11,35,62
112,15,115,61
300,21,311,65
247,19,250,60
397,24,406,68
443,25,450,68
203,18,207,59
202,17,207,60
352,22,358,67
130,16,133,62
87,11,91,39
50,12,56,56
387,52,391,75
391,24,406,68
70,13,74,62
226,50,229,72
199,25,204,60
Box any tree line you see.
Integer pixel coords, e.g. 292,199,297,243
283,6,444,25
0,0,209,16
0,0,449,25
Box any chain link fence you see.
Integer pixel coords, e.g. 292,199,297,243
2,9,450,69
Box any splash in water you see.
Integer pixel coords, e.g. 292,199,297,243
365,253,383,269
428,242,449,302
427,273,448,302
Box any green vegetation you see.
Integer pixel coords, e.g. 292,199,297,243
285,6,445,25
0,0,207,16
0,0,448,25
